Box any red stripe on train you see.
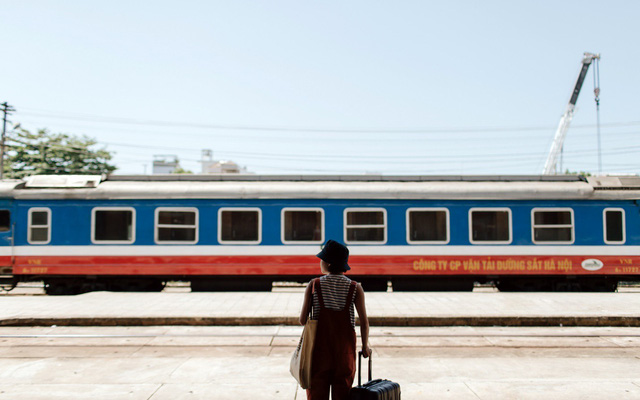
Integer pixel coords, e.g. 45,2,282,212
11,255,640,276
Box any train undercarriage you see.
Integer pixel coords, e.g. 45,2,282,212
2,274,624,295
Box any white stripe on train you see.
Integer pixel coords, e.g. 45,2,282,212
2,245,639,257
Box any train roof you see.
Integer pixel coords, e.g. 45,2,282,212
0,174,639,201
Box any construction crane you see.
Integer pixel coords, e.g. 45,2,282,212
542,52,600,175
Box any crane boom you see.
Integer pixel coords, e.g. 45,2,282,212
542,52,600,175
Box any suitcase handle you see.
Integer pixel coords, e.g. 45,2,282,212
357,350,372,387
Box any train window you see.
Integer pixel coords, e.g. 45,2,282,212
531,209,574,244
0,210,9,232
604,208,625,244
219,208,261,244
407,208,449,244
92,207,135,244
282,208,324,244
469,208,511,244
344,208,387,244
155,207,198,244
28,208,51,244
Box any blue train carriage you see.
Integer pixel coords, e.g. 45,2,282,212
0,174,639,295
0,180,14,283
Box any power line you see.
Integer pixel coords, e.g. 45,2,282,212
17,107,640,134
11,107,640,175
52,121,640,142
111,146,639,172
112,142,640,162
16,112,640,153
109,148,638,174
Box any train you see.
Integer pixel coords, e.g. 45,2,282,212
0,174,638,295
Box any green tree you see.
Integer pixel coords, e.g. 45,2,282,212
172,166,193,174
4,128,117,178
563,169,592,177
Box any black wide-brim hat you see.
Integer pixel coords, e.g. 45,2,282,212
316,240,350,271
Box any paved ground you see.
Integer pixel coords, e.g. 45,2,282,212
1,284,640,326
2,286,640,398
0,325,639,399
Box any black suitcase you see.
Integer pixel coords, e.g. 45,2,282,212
350,351,401,400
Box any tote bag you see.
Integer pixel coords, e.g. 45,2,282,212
290,317,317,389
290,279,318,389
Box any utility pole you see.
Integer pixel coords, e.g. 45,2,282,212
0,102,16,181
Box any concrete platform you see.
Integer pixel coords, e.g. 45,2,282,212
2,288,640,327
1,326,639,399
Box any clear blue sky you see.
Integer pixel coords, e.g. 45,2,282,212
1,1,638,175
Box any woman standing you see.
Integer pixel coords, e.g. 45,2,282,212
299,240,372,400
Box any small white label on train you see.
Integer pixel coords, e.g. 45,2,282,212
581,259,604,271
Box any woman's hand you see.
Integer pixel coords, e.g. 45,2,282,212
355,283,372,359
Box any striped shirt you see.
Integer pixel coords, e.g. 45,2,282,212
310,274,357,328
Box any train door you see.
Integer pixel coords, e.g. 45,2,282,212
0,206,13,274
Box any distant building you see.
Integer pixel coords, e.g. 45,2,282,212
153,155,180,174
200,149,250,174
200,150,215,173
204,160,249,174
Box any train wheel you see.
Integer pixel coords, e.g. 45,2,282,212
44,279,87,296
582,278,618,292
107,279,165,292
496,278,618,292
191,278,273,292
553,278,618,292
496,278,552,292
358,279,388,292
550,279,581,292
392,278,474,291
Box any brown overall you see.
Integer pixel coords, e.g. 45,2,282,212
307,278,357,400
